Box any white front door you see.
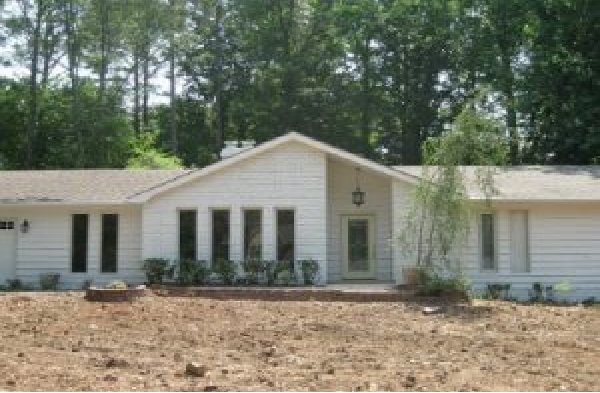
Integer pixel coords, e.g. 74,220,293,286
342,215,376,279
0,219,17,282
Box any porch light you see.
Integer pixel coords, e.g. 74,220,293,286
352,168,365,207
20,219,30,234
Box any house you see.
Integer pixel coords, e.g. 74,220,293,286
0,132,599,300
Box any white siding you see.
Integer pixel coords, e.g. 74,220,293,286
462,205,600,300
391,180,416,283
326,159,393,282
0,205,143,288
142,141,329,283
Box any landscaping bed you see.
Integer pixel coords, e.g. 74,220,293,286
0,294,598,391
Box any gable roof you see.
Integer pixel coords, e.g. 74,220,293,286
126,132,419,202
395,165,600,202
0,169,191,204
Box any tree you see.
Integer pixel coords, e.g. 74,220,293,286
399,102,509,272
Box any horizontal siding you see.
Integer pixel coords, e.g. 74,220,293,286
142,141,329,283
326,159,393,282
0,205,143,288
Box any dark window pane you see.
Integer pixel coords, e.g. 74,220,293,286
179,210,197,260
244,210,262,260
348,218,369,272
212,210,230,261
71,214,88,273
277,210,295,262
101,214,118,273
481,213,495,269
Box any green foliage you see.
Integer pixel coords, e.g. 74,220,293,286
105,280,128,290
3,279,33,291
416,265,470,298
241,259,264,285
483,283,512,300
142,258,174,285
212,259,237,285
300,259,319,286
176,259,210,285
399,104,509,268
39,273,61,290
127,132,183,169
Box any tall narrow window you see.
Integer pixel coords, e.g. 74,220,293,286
480,213,496,270
277,209,295,262
244,209,262,260
71,214,89,273
212,210,230,261
101,214,118,273
510,211,530,273
179,210,197,260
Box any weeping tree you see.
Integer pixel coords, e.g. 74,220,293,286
399,102,509,275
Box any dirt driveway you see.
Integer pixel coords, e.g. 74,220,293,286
0,293,598,391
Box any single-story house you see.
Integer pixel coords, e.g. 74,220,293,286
0,132,599,300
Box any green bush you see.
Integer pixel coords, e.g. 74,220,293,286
242,259,264,284
4,279,33,291
105,280,128,289
300,259,319,285
142,258,173,284
416,267,470,298
483,283,511,300
276,268,297,286
39,273,61,290
212,259,237,285
177,259,210,285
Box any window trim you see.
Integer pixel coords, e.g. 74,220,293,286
70,213,89,273
242,207,263,261
479,211,497,272
177,208,198,261
510,210,530,273
275,207,296,263
100,213,119,274
210,207,231,263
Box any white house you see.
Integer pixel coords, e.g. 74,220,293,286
0,132,599,300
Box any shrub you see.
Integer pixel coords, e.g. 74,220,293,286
484,283,511,300
416,267,470,298
242,259,264,285
212,259,237,285
105,280,128,289
142,258,173,285
4,279,33,291
276,268,297,286
81,279,93,290
300,260,319,285
39,273,61,290
177,259,210,285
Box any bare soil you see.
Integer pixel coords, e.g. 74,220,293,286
0,293,598,391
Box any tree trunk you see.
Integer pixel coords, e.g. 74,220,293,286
25,0,44,168
65,0,84,167
99,0,109,104
169,0,178,153
133,51,141,134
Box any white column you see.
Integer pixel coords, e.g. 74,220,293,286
229,206,242,261
262,206,276,260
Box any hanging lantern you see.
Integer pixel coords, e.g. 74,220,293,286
352,168,365,207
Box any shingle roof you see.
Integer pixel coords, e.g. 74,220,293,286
394,166,600,201
0,169,192,204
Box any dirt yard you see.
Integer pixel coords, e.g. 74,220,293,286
0,293,598,391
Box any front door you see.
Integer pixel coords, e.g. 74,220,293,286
342,215,376,279
0,219,17,282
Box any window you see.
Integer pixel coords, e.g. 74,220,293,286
101,214,119,273
510,211,530,273
276,209,295,262
179,210,197,260
71,214,89,273
480,213,496,270
244,209,262,260
0,221,14,230
212,210,230,261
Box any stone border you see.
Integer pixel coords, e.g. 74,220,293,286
85,286,147,302
152,286,418,302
